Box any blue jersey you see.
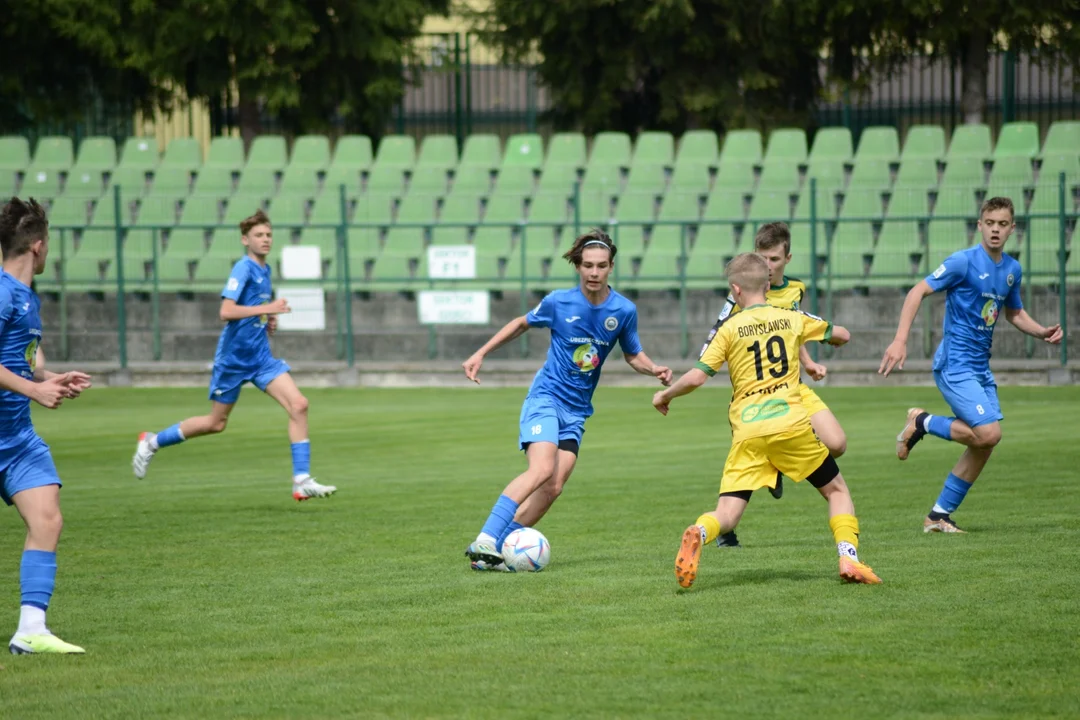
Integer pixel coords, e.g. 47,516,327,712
0,272,42,449
525,287,643,416
926,244,1023,374
214,256,274,370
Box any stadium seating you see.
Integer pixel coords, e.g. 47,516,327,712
12,120,1076,293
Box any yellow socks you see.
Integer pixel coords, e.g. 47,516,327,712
829,513,860,560
696,514,722,545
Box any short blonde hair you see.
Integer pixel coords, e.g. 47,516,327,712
726,252,770,294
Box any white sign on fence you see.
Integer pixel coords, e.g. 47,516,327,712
426,245,476,279
418,291,490,325
273,287,326,331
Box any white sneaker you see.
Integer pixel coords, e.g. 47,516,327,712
132,432,156,479
292,476,336,501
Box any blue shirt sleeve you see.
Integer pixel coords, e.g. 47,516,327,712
1005,265,1023,309
526,292,557,328
925,251,969,292
618,308,643,355
221,261,249,301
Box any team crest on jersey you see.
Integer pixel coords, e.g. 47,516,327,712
981,299,999,327
604,316,618,331
572,343,601,373
1007,273,1015,287
227,277,240,291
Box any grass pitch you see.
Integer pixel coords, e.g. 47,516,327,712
2,385,1078,718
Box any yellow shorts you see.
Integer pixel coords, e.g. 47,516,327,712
719,424,830,494
800,384,829,417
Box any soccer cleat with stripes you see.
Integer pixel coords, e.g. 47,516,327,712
675,525,703,589
465,542,503,569
924,514,966,533
9,633,85,655
839,556,882,584
132,432,156,479
896,407,927,460
715,531,741,549
292,476,337,501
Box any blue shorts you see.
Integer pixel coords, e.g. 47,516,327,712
934,370,1002,428
0,432,61,506
208,357,291,404
518,395,587,452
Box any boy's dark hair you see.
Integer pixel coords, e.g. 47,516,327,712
563,228,617,266
240,208,271,235
980,196,1015,220
753,222,791,256
0,197,49,260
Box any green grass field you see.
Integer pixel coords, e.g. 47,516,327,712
3,385,1079,718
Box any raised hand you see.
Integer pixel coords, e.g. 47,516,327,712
878,339,907,377
805,361,827,382
653,365,673,386
265,298,291,315
1044,324,1063,344
32,375,70,409
652,390,670,416
462,352,484,384
57,371,92,398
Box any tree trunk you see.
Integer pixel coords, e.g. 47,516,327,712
960,27,991,125
237,90,261,152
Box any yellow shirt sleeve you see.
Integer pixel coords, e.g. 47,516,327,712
695,323,730,376
799,312,833,344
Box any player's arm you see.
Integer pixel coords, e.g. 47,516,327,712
32,347,92,396
461,315,531,384
219,297,289,322
652,367,709,416
878,280,934,376
623,351,672,386
1004,307,1063,344
799,344,827,380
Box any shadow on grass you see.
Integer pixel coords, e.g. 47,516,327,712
677,567,820,593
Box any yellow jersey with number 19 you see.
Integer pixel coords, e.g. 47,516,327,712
695,303,832,442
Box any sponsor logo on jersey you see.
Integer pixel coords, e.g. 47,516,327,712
933,264,947,278
572,343,601,373
980,299,1000,328
741,398,790,423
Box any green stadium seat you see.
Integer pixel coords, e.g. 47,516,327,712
47,197,92,227
830,188,881,255
366,166,407,195
118,137,158,169
648,192,701,255
459,134,501,168
432,193,481,245
630,250,682,290
748,191,792,224
168,209,215,258
193,167,235,196
267,195,308,228
994,122,1039,159
763,129,807,165
894,158,939,188
684,243,730,290
236,169,277,196
63,171,107,198
207,194,267,255
527,193,569,249
473,193,524,257
384,194,436,258
332,135,374,169
111,167,152,196
713,162,755,191
790,185,835,259
537,164,578,194
675,130,720,170
308,193,348,229
581,165,622,197
1024,187,1069,280
33,137,74,170
546,133,587,167
503,133,544,168
1038,155,1080,186
150,254,197,289
245,136,287,172
697,189,744,257
494,166,536,195
371,254,419,291
58,252,106,291
589,132,631,168
669,163,711,193
161,138,202,169
0,171,18,197
135,197,179,228
409,165,451,195
809,127,853,163
633,132,674,167
854,127,900,162
873,188,928,284
178,195,221,226
353,193,395,226
299,226,340,263
928,184,976,259
574,190,613,227
346,226,381,264
624,164,666,193
192,256,241,292
21,168,63,197
941,157,986,188
793,185,839,223
611,191,655,258
848,159,892,189
987,156,1034,192
148,167,193,196
375,135,416,167
934,185,979,218
1066,246,1080,278
451,165,493,195
758,162,800,191
290,135,331,170
279,167,320,196
77,227,123,259
0,137,31,171
947,124,992,160
417,134,458,167
902,125,947,161
75,137,117,171
206,137,245,170
718,130,761,167
1040,121,1080,158
804,161,845,190
322,166,363,196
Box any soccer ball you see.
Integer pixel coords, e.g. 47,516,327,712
501,528,551,572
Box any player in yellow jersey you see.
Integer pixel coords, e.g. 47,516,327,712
654,253,881,587
701,223,848,547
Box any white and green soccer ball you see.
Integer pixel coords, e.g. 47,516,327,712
501,528,551,572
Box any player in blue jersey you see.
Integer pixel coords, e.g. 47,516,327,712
462,229,673,570
1,198,93,654
131,209,336,501
879,197,1062,532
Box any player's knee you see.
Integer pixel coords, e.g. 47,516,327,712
33,506,63,539
830,435,847,458
973,424,1001,448
208,415,229,434
528,462,556,485
292,393,309,418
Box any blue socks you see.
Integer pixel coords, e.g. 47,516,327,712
932,473,972,515
496,521,525,552
925,415,955,441
155,423,185,449
291,440,311,477
479,495,519,545
20,550,56,611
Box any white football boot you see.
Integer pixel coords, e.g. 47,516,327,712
292,475,337,501
132,432,157,479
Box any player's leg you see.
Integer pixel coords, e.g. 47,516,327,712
264,370,335,500
507,442,578,535
5,440,84,654
896,372,1000,459
132,401,235,479
768,386,846,502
